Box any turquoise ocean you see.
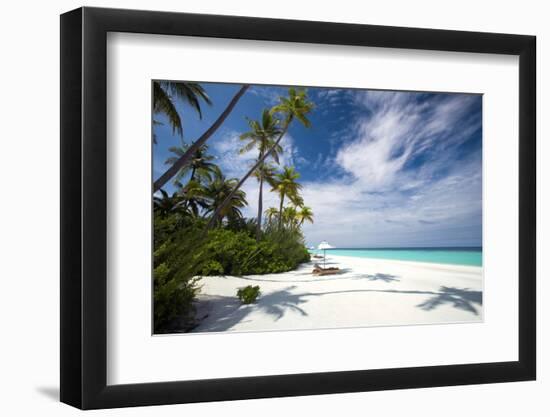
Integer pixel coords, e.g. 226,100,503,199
309,247,482,267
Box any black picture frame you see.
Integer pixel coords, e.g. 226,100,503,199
60,6,536,410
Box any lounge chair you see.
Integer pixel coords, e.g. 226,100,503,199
312,263,340,276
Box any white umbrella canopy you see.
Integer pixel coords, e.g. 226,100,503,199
317,241,335,267
317,241,334,250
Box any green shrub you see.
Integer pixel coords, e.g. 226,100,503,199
237,285,261,304
153,222,208,333
196,227,310,276
201,260,225,275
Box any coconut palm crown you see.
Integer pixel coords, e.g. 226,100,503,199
296,206,314,226
271,166,303,230
165,143,217,188
153,81,212,137
202,167,247,226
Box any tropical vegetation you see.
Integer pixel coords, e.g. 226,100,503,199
237,285,261,304
153,83,315,333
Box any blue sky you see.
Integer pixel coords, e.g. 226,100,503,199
153,82,482,248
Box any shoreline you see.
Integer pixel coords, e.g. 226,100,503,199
310,254,483,273
311,250,482,268
187,254,483,333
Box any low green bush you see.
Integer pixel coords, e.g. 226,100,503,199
237,285,261,304
153,221,207,333
197,227,310,276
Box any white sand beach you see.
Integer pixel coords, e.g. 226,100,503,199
191,255,483,333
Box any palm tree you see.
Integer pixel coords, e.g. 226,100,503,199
271,88,314,134
239,110,283,161
202,168,247,226
205,89,313,229
282,206,299,230
264,207,280,225
179,179,209,217
271,166,303,230
154,85,250,192
296,206,314,226
239,109,283,239
153,81,211,137
166,143,217,187
153,189,186,217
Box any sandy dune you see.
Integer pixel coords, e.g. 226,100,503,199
191,255,483,333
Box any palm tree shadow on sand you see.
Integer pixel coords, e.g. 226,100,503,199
225,269,400,283
415,286,482,315
351,272,400,283
193,284,482,332
194,286,310,332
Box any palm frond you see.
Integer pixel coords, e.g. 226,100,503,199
239,141,257,154
158,81,212,119
153,82,183,136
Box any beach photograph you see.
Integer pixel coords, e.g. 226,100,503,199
152,81,483,334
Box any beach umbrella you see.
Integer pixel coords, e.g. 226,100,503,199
317,241,335,268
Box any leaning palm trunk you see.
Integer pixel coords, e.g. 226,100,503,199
206,120,290,230
154,85,249,192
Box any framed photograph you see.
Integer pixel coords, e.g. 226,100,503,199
60,6,536,409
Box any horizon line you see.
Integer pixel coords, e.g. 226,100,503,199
307,245,482,250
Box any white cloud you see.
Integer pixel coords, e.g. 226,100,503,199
335,91,479,193
248,86,284,106
300,155,482,247
299,91,482,247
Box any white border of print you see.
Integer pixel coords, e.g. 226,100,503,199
106,32,518,385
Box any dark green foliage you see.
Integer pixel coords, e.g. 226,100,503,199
153,218,207,333
198,226,310,276
237,285,261,304
225,217,258,234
